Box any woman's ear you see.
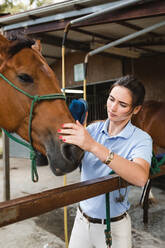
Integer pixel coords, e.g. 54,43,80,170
133,105,142,115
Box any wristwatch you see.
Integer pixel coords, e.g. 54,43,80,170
104,151,114,165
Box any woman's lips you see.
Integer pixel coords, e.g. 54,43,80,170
109,111,117,117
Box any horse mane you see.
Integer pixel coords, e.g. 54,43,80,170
6,32,35,57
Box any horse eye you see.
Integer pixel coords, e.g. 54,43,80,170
18,73,33,83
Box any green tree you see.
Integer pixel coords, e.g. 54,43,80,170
0,0,13,13
34,0,54,8
0,0,54,14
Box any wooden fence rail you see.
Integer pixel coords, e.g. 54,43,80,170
0,174,128,227
0,164,165,228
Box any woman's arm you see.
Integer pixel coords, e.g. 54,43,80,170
58,121,150,187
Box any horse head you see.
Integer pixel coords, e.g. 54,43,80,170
0,33,84,176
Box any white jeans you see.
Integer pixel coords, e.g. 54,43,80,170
69,208,132,248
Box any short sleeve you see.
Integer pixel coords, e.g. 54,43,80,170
130,136,153,164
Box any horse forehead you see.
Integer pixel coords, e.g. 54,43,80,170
11,48,51,74
14,48,46,66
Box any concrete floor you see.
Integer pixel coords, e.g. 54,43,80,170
0,157,80,248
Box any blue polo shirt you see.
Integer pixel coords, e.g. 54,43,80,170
80,119,153,219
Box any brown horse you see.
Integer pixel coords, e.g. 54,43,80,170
0,33,84,176
132,100,165,153
132,100,165,206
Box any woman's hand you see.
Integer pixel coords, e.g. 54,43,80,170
57,120,96,152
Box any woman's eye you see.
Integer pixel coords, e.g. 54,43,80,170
120,103,128,108
108,96,114,101
18,74,33,83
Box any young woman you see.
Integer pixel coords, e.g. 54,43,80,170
58,75,153,248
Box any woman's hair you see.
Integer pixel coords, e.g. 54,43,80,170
110,75,145,108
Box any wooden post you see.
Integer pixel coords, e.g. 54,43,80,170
2,131,10,201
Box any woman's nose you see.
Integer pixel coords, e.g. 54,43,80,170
111,102,117,111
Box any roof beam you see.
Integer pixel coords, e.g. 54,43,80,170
119,38,165,47
43,54,60,60
32,33,90,51
92,42,141,58
32,34,125,60
117,20,162,38
71,26,162,55
8,0,165,35
78,0,165,28
71,27,114,42
133,46,161,55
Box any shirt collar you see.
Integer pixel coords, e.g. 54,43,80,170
101,119,135,139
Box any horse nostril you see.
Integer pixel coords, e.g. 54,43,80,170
54,168,63,175
61,143,84,164
61,143,74,163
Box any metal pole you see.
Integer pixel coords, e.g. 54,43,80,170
2,131,10,201
89,20,165,56
63,0,142,96
70,0,142,25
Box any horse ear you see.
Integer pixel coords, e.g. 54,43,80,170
0,34,10,60
32,40,42,53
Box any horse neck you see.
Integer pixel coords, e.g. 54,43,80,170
132,110,145,129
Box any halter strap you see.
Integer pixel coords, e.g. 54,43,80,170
0,73,66,182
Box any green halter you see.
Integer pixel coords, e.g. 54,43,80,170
0,73,66,182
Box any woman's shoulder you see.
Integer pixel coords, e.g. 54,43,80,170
132,123,152,141
88,119,106,125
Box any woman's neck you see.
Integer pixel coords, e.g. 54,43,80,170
108,119,129,136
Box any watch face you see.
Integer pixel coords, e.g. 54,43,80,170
105,152,114,164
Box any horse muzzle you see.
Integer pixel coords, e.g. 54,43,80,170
45,137,84,176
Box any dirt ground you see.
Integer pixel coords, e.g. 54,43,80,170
0,157,165,248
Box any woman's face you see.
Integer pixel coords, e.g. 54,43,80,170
107,85,136,123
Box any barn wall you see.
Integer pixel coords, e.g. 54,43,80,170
52,51,165,102
52,52,123,87
124,55,165,101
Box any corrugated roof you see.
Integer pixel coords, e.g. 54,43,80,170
0,0,115,26
1,0,164,65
